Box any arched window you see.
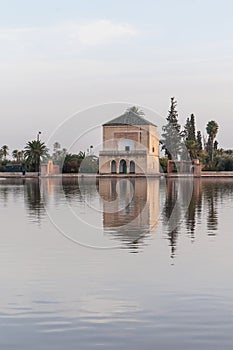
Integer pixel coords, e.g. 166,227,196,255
111,160,116,173
130,160,135,173
119,159,127,174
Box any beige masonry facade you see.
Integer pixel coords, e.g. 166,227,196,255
99,111,160,175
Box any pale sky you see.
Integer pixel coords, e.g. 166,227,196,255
0,0,233,152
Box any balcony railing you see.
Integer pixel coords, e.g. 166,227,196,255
99,150,147,156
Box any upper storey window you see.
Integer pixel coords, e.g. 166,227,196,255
118,138,135,151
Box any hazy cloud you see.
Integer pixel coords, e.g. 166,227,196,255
0,20,138,60
76,19,138,45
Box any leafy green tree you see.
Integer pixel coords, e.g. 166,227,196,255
79,155,99,173
24,140,49,172
62,151,85,173
52,142,67,169
216,154,233,171
184,140,198,160
52,142,61,160
159,157,168,173
161,97,182,160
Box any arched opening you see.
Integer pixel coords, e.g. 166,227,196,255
119,159,127,174
111,160,116,174
130,160,135,173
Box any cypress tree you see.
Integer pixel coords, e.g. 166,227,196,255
189,114,196,142
196,131,203,154
183,114,198,160
184,114,196,142
161,97,182,160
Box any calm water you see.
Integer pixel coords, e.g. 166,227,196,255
0,177,232,349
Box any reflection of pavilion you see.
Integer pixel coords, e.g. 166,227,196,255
99,178,159,249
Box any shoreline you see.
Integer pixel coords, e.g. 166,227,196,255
1,171,233,179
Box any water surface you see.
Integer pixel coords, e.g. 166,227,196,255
0,177,232,349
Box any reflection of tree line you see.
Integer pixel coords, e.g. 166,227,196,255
163,178,233,258
24,178,233,253
1,178,232,254
0,179,45,224
0,179,23,207
24,179,45,223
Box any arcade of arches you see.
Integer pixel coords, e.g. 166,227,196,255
111,159,136,174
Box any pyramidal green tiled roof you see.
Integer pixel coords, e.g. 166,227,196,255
103,111,157,127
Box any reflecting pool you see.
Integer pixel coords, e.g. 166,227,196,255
0,177,232,349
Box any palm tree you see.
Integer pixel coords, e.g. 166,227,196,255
12,149,19,161
77,151,85,159
126,106,145,116
206,120,219,162
17,150,24,162
0,149,3,161
1,145,9,161
24,140,49,172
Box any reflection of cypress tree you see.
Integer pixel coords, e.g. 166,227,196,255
185,194,196,240
24,180,45,224
185,179,202,241
163,179,180,258
196,183,203,218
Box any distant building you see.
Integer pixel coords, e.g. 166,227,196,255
41,160,60,176
99,110,159,175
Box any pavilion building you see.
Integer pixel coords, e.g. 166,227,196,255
99,110,159,175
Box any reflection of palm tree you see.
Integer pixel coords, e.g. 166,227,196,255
24,140,49,172
204,181,218,234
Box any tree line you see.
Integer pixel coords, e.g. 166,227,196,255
160,97,232,171
0,101,232,173
0,141,98,173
